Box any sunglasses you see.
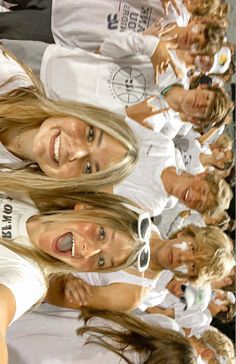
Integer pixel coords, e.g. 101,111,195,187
136,211,152,272
123,204,152,272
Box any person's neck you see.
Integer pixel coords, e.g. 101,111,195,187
164,85,186,112
161,167,179,195
0,126,38,162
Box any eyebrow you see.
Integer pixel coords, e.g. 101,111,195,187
97,130,104,148
94,130,104,172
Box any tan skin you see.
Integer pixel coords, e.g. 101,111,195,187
161,167,216,214
0,116,125,179
46,233,207,312
126,84,215,129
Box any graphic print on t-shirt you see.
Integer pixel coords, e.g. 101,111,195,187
107,2,153,32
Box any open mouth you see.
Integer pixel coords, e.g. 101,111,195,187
53,134,61,163
56,232,75,256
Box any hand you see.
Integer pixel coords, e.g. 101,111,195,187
126,96,169,127
179,210,191,219
64,276,92,306
151,39,182,83
161,0,180,15
143,19,176,37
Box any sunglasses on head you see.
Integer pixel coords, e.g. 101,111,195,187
136,212,151,272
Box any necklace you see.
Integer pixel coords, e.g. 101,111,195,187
16,128,32,163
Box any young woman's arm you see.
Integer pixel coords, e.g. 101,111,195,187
146,306,175,318
46,274,148,312
0,284,16,364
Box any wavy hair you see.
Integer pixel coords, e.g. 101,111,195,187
78,308,196,364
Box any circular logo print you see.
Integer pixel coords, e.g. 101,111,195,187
111,66,146,104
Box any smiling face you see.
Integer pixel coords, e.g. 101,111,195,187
155,236,205,277
171,173,215,214
180,86,215,122
31,116,125,178
29,218,135,272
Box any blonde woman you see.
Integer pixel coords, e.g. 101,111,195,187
46,224,234,313
0,191,147,363
0,46,138,196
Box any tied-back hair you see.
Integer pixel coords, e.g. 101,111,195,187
78,308,196,364
0,46,138,193
0,192,145,276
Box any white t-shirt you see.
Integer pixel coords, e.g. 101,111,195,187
0,49,32,169
154,201,206,239
114,118,182,215
7,303,184,364
139,270,174,311
159,292,212,336
0,194,46,323
174,133,212,175
40,31,190,114
51,0,190,50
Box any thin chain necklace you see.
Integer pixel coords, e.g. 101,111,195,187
16,128,32,163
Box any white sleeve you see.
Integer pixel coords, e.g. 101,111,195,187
100,32,159,58
0,245,46,324
175,307,212,335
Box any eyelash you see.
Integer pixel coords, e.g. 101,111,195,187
87,126,96,143
99,227,106,241
84,160,92,174
98,254,105,268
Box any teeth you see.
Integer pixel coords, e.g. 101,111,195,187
54,134,61,163
71,236,75,257
185,189,189,201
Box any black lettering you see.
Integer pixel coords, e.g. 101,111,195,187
2,215,12,223
2,225,11,230
107,13,118,30
2,231,12,238
3,204,13,214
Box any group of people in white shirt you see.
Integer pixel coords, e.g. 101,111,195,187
0,0,235,363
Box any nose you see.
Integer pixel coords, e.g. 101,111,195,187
180,251,195,263
79,237,100,259
68,146,89,162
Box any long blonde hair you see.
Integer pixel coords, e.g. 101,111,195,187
0,47,138,193
0,192,145,276
78,308,196,364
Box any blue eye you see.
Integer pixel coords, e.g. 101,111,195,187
99,227,106,240
98,255,105,267
84,160,92,174
87,126,95,143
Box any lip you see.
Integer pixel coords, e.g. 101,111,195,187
49,131,60,166
168,249,173,265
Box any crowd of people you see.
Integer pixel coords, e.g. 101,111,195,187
0,0,235,363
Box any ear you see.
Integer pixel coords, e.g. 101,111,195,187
74,203,86,211
202,348,215,360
